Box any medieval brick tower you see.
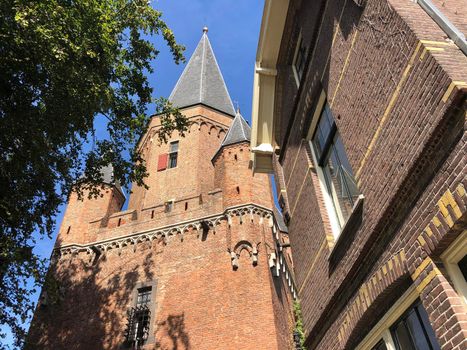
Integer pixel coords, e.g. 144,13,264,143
27,29,295,350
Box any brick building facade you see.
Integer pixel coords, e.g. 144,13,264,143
251,0,466,349
27,29,295,350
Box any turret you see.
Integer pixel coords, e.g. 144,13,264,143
128,27,236,212
56,165,125,246
213,111,273,209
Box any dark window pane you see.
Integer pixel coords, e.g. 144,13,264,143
323,104,335,129
334,135,359,205
393,321,415,350
458,254,467,281
406,309,432,350
415,303,441,350
318,110,332,141
313,125,325,160
169,153,177,168
390,301,440,350
310,103,360,231
371,339,388,350
137,287,151,305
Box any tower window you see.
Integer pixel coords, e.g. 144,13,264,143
293,33,307,86
168,141,179,169
125,286,152,347
164,200,174,213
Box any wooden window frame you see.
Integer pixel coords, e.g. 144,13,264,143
292,32,306,87
306,91,362,240
168,140,179,169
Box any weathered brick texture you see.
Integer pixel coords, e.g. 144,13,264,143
272,0,466,349
28,105,295,349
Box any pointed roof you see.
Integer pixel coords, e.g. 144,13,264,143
212,111,251,162
100,164,124,197
169,28,236,116
220,110,251,147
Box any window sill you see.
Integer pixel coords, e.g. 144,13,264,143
328,194,365,269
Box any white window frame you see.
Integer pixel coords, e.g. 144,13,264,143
306,90,344,239
356,286,419,350
292,32,304,87
441,230,467,305
168,140,179,169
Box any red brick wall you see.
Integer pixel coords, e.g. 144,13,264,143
28,105,294,349
273,0,467,349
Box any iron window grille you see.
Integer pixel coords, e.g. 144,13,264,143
168,141,179,168
125,287,152,348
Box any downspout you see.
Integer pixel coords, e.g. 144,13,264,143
416,0,467,55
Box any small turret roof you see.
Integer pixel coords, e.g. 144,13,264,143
100,164,124,197
211,111,251,162
220,111,251,147
169,28,236,116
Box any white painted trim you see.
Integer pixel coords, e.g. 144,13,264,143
292,32,302,87
306,92,341,239
441,230,467,305
250,0,290,173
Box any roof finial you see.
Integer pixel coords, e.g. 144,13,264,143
203,26,208,34
233,101,240,114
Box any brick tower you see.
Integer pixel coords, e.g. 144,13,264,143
27,28,295,350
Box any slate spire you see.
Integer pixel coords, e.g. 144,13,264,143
220,110,251,147
168,27,236,116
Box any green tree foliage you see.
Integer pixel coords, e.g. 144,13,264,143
293,300,305,349
0,0,188,346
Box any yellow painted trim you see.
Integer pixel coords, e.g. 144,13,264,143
457,183,466,197
420,46,445,60
441,230,467,305
298,239,327,294
411,257,432,281
426,47,445,52
330,30,359,107
442,81,467,103
286,141,303,187
321,0,349,80
417,235,426,246
291,168,311,216
420,40,454,46
356,42,422,180
305,90,327,140
356,286,418,350
416,268,441,294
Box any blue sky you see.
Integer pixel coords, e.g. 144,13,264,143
1,0,264,347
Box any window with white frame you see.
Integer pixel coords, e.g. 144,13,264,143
168,141,179,169
310,102,360,236
357,288,441,350
292,33,307,86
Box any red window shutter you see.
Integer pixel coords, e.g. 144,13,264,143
157,153,168,171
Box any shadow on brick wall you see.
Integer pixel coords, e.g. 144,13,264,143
24,235,180,350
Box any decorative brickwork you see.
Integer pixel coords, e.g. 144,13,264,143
265,0,467,349
28,31,295,350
